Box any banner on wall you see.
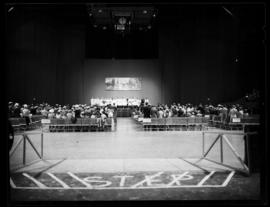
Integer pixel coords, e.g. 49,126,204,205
105,77,142,90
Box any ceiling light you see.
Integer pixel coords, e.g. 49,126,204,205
98,9,102,13
116,24,125,31
8,7,14,12
102,26,107,30
118,17,127,25
143,10,147,14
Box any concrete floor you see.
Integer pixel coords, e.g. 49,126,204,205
10,118,246,173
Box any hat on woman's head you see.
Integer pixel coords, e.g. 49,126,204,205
49,109,54,113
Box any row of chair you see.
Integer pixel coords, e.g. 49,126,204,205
48,118,114,132
9,115,45,131
209,115,260,130
134,117,210,131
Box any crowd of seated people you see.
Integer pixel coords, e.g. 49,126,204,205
133,102,255,124
8,102,116,127
8,89,260,126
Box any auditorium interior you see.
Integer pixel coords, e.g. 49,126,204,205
5,3,267,202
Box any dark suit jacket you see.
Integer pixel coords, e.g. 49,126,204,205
143,105,151,118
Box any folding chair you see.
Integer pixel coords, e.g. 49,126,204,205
65,118,73,132
104,118,112,131
49,119,57,132
202,116,210,130
81,118,91,132
174,118,188,131
10,118,26,132
165,118,174,131
149,118,160,131
74,118,82,132
56,119,65,132
195,117,203,130
187,117,196,130
90,118,99,131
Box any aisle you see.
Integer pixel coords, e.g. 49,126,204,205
115,117,141,134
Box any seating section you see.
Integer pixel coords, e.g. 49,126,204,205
9,115,45,131
48,118,114,132
10,114,259,132
135,117,209,131
209,115,260,130
134,114,260,131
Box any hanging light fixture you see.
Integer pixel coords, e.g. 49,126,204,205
118,17,127,25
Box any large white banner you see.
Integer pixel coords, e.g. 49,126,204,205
105,77,142,90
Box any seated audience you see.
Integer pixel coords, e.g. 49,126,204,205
8,90,259,128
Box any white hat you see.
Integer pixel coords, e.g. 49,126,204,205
49,109,54,113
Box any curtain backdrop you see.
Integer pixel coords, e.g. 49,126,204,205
6,5,265,105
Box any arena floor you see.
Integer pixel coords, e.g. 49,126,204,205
9,118,262,201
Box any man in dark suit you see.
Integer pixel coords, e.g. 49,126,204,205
143,102,151,118
13,103,21,118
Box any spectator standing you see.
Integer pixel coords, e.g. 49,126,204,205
21,104,31,126
66,110,73,119
143,102,151,118
13,103,21,118
74,105,81,119
48,109,55,119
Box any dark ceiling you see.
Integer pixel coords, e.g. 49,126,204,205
6,3,265,27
